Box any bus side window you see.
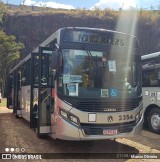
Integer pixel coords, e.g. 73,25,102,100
142,70,150,87
149,69,158,86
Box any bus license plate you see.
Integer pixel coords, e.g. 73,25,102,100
103,129,118,135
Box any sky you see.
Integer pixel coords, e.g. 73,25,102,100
2,0,160,10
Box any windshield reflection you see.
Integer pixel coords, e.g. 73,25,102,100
57,49,140,98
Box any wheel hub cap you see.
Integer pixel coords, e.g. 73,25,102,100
151,113,160,130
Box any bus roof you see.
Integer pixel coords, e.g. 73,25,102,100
141,51,160,60
33,27,137,52
62,27,137,38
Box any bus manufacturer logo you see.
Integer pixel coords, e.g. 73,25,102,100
107,116,113,122
104,108,116,112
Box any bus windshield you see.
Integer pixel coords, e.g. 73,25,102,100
57,49,140,98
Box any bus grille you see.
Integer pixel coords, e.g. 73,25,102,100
80,122,135,135
77,102,137,112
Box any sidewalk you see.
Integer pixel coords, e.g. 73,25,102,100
0,106,12,113
0,98,12,113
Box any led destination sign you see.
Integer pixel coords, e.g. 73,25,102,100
63,30,125,46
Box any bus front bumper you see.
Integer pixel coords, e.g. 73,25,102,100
54,115,144,141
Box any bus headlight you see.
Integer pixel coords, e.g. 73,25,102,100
135,110,143,124
59,108,80,127
59,109,68,119
69,114,79,125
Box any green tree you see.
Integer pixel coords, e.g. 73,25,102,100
0,1,24,95
0,0,6,23
0,30,24,94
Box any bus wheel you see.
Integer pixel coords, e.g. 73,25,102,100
15,113,19,118
148,108,160,134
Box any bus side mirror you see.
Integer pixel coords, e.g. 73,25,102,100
51,51,58,69
50,51,58,81
52,69,56,79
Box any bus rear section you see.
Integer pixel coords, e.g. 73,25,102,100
6,27,143,140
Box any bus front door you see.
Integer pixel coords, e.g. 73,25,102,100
37,47,53,137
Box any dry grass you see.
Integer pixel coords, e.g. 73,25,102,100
0,98,7,107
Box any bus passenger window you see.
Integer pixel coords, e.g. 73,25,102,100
150,73,157,86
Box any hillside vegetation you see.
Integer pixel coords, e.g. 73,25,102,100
2,6,160,57
0,2,24,94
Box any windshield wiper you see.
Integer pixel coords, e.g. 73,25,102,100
83,45,98,70
83,45,100,87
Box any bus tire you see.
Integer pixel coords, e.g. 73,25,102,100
15,113,19,118
148,107,160,134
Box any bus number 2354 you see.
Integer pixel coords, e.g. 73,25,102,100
119,114,133,121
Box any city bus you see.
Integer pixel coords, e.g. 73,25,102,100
142,52,160,134
6,27,143,140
